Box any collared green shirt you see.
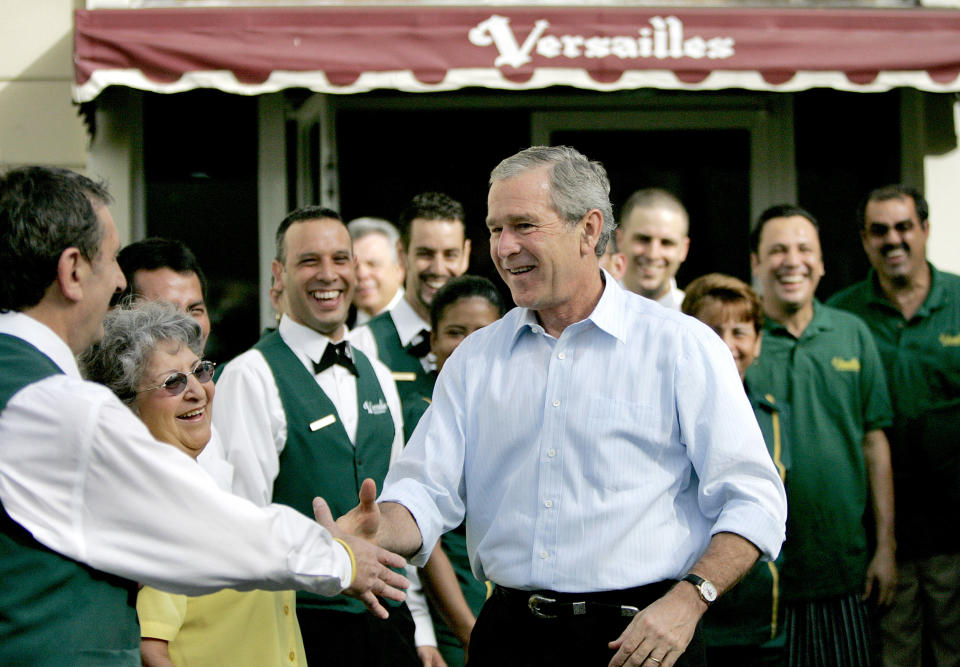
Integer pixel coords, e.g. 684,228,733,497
746,301,892,602
829,264,960,558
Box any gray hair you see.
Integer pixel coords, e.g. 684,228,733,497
490,146,615,257
347,217,401,264
80,300,204,405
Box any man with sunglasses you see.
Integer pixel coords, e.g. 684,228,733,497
214,207,439,667
0,167,408,666
829,185,960,667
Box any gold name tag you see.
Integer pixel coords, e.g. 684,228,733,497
310,415,336,431
392,372,417,382
831,357,861,372
939,333,960,347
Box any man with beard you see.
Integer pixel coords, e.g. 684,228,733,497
829,185,960,667
747,204,896,666
617,188,690,309
351,192,470,441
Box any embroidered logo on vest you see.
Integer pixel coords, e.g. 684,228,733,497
363,399,389,415
939,332,960,347
831,357,861,372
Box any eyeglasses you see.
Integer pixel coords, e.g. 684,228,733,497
137,360,216,396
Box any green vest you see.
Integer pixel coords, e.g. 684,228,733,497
703,388,790,648
366,313,435,442
0,334,140,666
254,332,396,613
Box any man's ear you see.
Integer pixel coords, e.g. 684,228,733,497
56,247,86,303
461,239,472,272
271,259,284,287
580,210,604,257
750,252,760,278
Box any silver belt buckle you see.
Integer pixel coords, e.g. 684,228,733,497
620,604,640,617
527,593,558,619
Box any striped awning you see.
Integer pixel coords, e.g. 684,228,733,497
74,6,960,102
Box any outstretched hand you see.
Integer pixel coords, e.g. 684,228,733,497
312,491,408,619
336,477,382,544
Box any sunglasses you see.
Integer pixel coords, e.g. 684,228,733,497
138,360,217,397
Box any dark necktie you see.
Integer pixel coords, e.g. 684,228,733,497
313,341,358,377
404,329,431,359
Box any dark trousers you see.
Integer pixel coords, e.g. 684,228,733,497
297,602,420,667
468,583,706,667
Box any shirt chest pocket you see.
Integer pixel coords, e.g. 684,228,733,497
583,397,664,490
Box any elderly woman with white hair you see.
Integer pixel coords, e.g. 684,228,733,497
81,301,307,667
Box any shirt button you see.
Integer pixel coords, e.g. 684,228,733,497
540,551,548,559
558,352,566,360
552,399,560,407
289,651,296,662
544,499,553,508
283,604,290,615
548,449,556,457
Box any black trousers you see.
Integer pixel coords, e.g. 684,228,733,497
297,602,420,667
468,583,706,667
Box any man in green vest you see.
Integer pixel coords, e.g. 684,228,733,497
829,185,960,667
213,207,440,667
746,204,896,667
0,166,407,666
351,192,471,440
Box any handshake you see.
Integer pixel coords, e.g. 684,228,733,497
312,478,413,618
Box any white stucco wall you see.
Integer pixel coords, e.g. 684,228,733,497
0,0,87,172
924,99,960,276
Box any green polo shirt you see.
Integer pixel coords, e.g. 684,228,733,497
704,387,789,648
745,301,892,602
829,264,960,559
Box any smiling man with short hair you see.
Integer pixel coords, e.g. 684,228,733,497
748,204,896,667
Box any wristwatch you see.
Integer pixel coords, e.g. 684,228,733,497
681,573,718,605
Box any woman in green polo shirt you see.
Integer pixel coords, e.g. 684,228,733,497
683,273,790,667
415,276,505,667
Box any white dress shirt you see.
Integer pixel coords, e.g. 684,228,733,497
212,315,436,647
0,311,352,597
213,316,405,506
657,278,686,311
380,272,787,592
351,296,435,373
355,287,405,326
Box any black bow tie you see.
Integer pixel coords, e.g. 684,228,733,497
404,329,431,359
313,341,358,377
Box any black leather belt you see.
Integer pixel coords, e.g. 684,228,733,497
495,585,671,620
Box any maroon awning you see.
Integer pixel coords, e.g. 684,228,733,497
74,6,960,102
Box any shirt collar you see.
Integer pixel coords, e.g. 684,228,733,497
763,299,832,340
391,295,430,347
278,314,345,364
655,278,684,310
509,269,628,346
0,311,81,377
865,262,948,317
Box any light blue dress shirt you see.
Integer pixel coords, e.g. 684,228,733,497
381,273,787,593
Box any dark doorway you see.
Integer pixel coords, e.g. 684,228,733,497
143,90,260,364
336,107,530,304
553,128,752,287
